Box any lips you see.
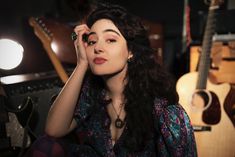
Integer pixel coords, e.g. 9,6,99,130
93,57,107,64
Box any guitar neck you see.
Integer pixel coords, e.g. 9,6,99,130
42,42,69,84
196,4,219,89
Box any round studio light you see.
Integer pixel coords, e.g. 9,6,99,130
0,38,24,70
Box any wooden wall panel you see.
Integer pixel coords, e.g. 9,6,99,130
190,42,235,84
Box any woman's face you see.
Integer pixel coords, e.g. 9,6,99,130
85,19,132,76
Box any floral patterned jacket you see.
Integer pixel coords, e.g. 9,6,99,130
72,83,197,157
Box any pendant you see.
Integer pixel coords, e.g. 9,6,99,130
115,117,125,129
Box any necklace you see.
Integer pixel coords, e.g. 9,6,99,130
111,102,125,129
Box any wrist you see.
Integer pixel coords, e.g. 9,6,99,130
77,60,88,69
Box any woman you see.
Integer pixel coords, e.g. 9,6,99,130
25,3,197,157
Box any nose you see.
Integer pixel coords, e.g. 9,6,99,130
94,41,104,54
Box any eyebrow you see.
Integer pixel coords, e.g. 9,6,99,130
87,32,95,38
87,29,121,38
103,29,121,36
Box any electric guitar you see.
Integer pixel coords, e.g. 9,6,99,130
29,17,76,84
176,0,235,157
0,86,31,150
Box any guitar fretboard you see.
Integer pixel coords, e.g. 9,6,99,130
196,5,219,89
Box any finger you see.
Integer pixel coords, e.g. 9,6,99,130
72,24,90,56
74,24,90,34
73,25,90,44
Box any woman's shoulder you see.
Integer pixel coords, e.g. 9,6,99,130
153,98,183,116
153,98,197,156
74,78,105,120
152,98,192,127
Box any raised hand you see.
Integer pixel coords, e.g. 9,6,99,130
73,24,90,66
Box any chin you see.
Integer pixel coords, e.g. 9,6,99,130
89,63,127,76
90,68,120,76
92,71,114,76
90,68,109,76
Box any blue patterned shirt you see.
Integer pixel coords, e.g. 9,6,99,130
72,83,197,157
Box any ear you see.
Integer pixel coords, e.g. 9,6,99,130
128,51,133,59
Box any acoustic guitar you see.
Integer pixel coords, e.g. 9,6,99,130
176,0,235,156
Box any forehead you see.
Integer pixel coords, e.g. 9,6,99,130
90,19,122,35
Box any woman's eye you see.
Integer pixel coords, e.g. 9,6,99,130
106,39,116,43
87,40,96,46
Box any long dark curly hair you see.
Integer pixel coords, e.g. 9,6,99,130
85,3,179,152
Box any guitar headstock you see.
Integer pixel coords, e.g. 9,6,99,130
29,17,53,44
205,0,224,7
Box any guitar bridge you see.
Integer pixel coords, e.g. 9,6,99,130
193,125,211,132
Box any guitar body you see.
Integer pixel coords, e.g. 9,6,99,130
6,112,31,148
176,72,235,157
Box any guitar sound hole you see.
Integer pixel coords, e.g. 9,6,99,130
191,90,221,124
191,90,211,111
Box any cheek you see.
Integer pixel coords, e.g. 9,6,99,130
108,51,129,71
114,47,129,62
85,48,94,62
112,54,128,65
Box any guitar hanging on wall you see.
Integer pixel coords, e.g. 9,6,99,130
176,0,235,157
29,17,72,84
